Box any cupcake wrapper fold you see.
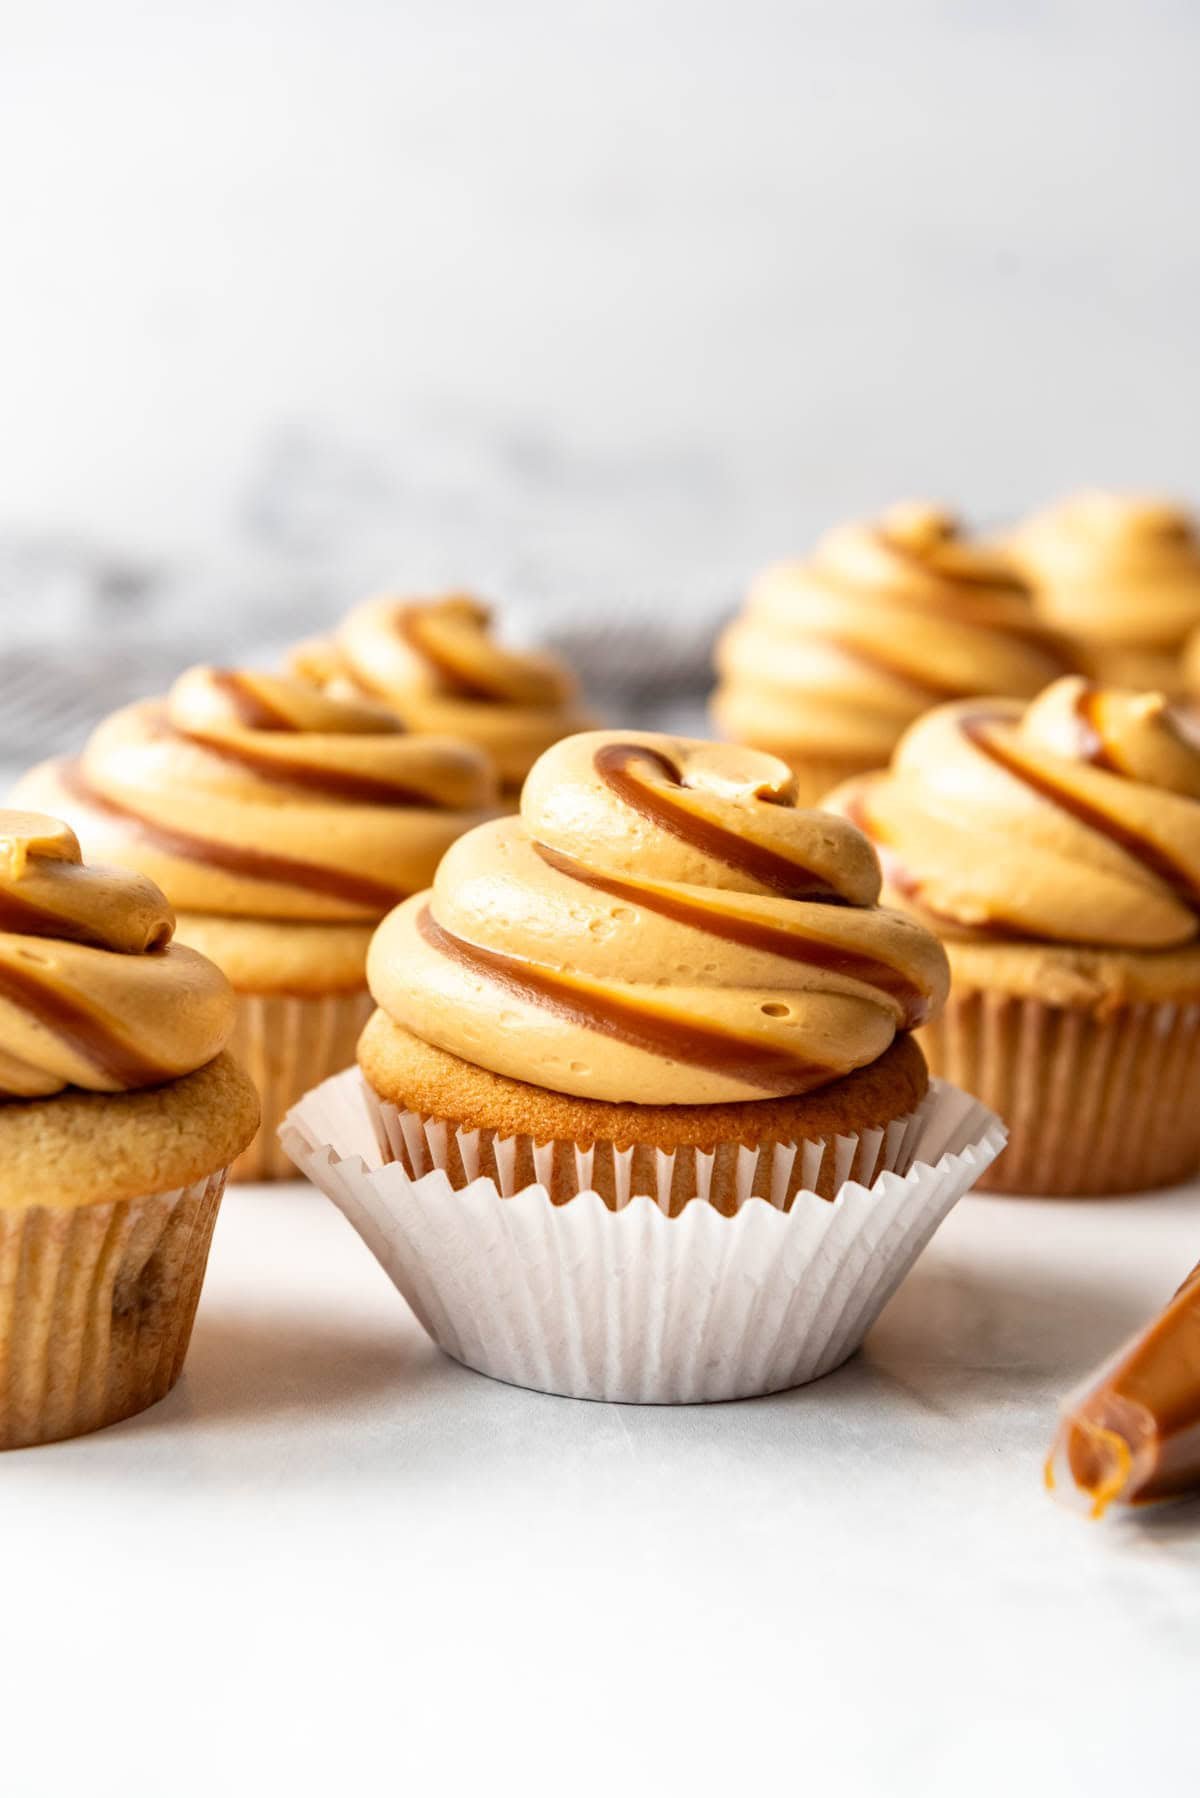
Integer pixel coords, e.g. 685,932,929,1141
0,1168,227,1450
280,1069,1005,1403
922,989,1200,1196
228,989,374,1182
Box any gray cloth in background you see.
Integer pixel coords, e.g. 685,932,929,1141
0,429,743,767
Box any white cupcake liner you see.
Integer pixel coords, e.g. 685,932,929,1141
279,1068,1006,1404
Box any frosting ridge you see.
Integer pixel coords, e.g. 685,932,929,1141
368,731,950,1104
0,811,234,1099
713,504,1071,762
1011,493,1200,694
13,666,499,922
828,676,1200,948
292,594,591,790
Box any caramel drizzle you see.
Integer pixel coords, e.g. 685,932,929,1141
1062,1264,1200,1509
165,716,453,810
1070,683,1124,775
593,743,848,902
960,711,1200,904
58,761,408,912
397,611,505,704
823,636,976,705
417,905,833,1092
875,527,1030,596
209,671,299,732
0,957,170,1091
534,842,930,1028
0,890,170,953
841,790,1025,941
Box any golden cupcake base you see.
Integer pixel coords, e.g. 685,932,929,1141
357,1015,930,1210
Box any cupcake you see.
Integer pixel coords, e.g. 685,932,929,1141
282,732,1006,1403
827,675,1200,1196
14,666,497,1180
1010,492,1200,699
0,809,258,1447
290,592,591,799
712,503,1072,805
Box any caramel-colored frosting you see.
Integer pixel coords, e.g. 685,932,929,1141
13,667,498,923
713,504,1071,763
1011,492,1200,695
291,593,591,791
367,730,950,1104
0,811,234,1099
828,675,1200,949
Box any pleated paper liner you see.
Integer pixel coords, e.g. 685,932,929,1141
280,1068,1005,1404
0,1168,227,1450
921,987,1200,1196
227,988,375,1182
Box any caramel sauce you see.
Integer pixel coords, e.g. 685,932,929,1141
593,742,848,902
840,789,1026,942
1060,1260,1200,1512
209,670,298,732
57,760,408,913
416,905,835,1092
0,890,171,953
1070,683,1124,775
170,721,451,809
534,841,930,1029
959,710,1200,904
0,957,170,1091
874,527,1031,596
822,636,963,703
397,610,504,704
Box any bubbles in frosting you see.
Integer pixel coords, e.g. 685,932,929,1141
12,666,499,923
713,504,1071,765
829,675,1200,950
0,810,234,1099
291,593,592,791
367,730,950,1105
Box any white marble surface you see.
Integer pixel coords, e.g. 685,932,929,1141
3,1173,1197,1797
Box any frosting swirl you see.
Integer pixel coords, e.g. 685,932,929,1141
713,504,1071,763
367,730,950,1104
0,811,234,1098
13,667,498,923
1011,493,1200,695
291,593,591,791
828,676,1200,949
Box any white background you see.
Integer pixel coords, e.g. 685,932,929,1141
1,1,1198,630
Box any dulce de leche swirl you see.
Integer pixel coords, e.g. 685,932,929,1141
367,731,950,1105
829,676,1200,949
291,593,591,792
13,668,498,923
713,504,1072,765
1011,493,1200,695
1047,1257,1200,1517
0,811,234,1099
